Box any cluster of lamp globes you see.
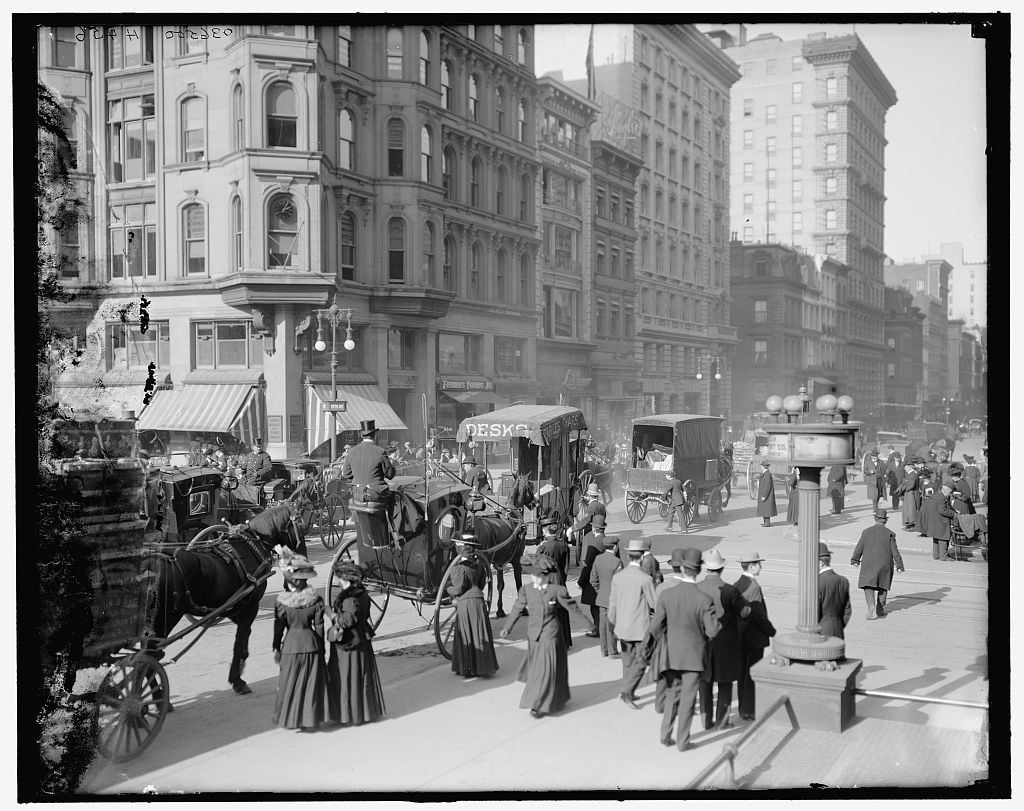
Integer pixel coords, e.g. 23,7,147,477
765,393,855,422
314,334,357,352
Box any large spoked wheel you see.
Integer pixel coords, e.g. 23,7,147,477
657,499,671,520
625,490,648,524
433,555,494,660
325,539,389,631
319,494,348,550
747,460,758,500
707,487,724,523
681,480,698,527
97,655,170,763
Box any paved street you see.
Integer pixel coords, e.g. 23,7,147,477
81,437,989,794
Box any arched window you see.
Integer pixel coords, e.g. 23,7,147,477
443,235,457,293
468,75,480,122
420,126,432,182
517,30,528,65
339,211,355,281
388,218,405,283
387,118,404,177
387,27,403,78
496,165,508,215
268,193,300,268
517,99,527,142
519,253,532,306
495,86,505,134
441,60,453,110
470,157,481,207
470,242,482,298
442,146,455,199
519,173,531,221
419,30,430,85
422,222,436,286
338,109,354,170
266,82,296,147
182,203,206,275
493,25,503,55
231,85,244,151
496,249,508,303
181,97,205,162
231,196,243,271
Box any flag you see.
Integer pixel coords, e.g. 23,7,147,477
586,25,595,101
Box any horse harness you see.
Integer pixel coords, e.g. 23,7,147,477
170,526,274,617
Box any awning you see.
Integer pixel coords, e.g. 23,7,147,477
137,385,266,446
306,384,407,453
439,390,509,406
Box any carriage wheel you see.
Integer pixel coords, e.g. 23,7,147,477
625,491,647,524
319,494,348,550
657,499,671,520
681,480,698,527
433,555,494,660
324,539,389,631
97,655,170,763
707,488,723,523
747,460,758,500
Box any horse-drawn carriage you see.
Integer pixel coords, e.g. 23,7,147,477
624,414,732,527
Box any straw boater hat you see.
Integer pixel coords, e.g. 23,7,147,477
702,549,726,570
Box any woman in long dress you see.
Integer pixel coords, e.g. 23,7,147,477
499,556,595,718
786,468,800,525
272,555,325,731
449,534,499,678
325,562,386,726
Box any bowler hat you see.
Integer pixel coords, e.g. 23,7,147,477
739,551,766,565
463,456,477,466
604,534,621,547
626,538,647,552
590,514,606,530
760,460,771,467
669,548,688,568
359,419,377,436
679,548,703,568
702,549,726,570
818,542,831,559
874,508,888,520
585,483,602,499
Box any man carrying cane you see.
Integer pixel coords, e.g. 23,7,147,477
850,508,905,619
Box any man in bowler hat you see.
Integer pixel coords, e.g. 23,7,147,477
756,461,778,527
590,535,624,657
851,509,904,619
341,420,396,503
733,552,776,721
817,543,852,639
577,513,607,634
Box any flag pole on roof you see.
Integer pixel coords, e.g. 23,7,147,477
586,24,596,101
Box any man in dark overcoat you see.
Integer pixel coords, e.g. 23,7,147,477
576,513,607,633
341,420,396,503
733,552,776,721
756,460,777,527
664,472,687,532
817,543,852,639
826,464,847,514
460,455,491,495
590,535,624,657
850,509,904,619
886,452,905,510
923,484,958,561
898,461,920,530
647,548,721,750
696,549,749,730
569,483,607,546
864,450,886,511
948,464,976,506
640,538,664,585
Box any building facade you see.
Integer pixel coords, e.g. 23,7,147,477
41,23,546,459
709,27,896,421
935,242,987,335
882,285,925,427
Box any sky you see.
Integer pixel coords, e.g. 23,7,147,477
534,22,990,264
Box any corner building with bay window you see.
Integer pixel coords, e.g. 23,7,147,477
41,23,543,459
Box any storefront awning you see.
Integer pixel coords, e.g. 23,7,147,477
440,390,509,406
306,384,407,452
136,385,266,446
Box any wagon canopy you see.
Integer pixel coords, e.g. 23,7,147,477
456,405,587,446
632,413,723,460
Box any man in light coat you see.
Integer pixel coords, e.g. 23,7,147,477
850,508,905,619
608,539,658,709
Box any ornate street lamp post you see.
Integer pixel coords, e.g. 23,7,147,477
695,353,722,414
313,299,356,463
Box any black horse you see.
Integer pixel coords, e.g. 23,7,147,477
146,486,313,696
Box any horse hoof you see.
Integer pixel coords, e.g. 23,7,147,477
495,609,506,619
233,682,252,695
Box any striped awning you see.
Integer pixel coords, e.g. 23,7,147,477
306,384,407,453
137,385,266,446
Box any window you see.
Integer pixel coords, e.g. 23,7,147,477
194,321,263,369
743,225,753,241
266,83,297,148
495,87,505,133
442,147,454,199
109,203,156,279
826,110,838,130
520,173,531,221
107,94,156,182
792,54,802,71
438,333,481,373
766,104,776,123
493,25,503,55
339,212,356,281
792,179,803,202
826,176,838,194
388,328,417,369
887,362,896,379
265,25,296,37
791,114,802,136
267,194,300,268
743,130,753,149
766,136,776,154
518,100,527,142
495,249,508,302
766,167,776,184
231,85,244,151
338,109,354,170
229,197,243,271
826,77,838,98
387,27,403,78
388,218,405,283
755,258,768,277
743,162,753,181
182,204,206,275
793,146,803,168
610,301,621,337
826,209,837,230
825,143,837,163
743,193,753,212
105,26,154,70
743,98,753,118
754,339,768,366
655,142,663,171
420,126,432,182
496,166,508,215
793,211,803,232
469,75,480,122
792,82,803,103
495,337,525,374
387,118,404,176
443,236,457,292
441,61,453,110
49,26,79,68
766,58,776,74
419,30,431,85
58,212,80,278
470,158,481,207
517,30,528,65
543,286,577,339
338,25,352,67
754,300,767,323
470,242,482,298
180,97,206,163
106,321,170,370
519,253,532,305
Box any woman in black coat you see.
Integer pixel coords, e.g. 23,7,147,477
785,468,800,525
325,562,386,725
272,555,325,731
448,535,499,677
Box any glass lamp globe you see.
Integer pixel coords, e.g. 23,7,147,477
314,339,327,352
343,338,356,351
695,372,704,380
783,394,803,414
816,394,838,413
714,372,722,380
836,395,854,413
765,395,784,414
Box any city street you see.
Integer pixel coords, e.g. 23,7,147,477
80,438,989,794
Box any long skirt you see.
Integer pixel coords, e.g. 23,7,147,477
273,651,325,729
452,595,499,677
786,492,799,524
326,641,386,725
901,492,918,527
516,621,570,714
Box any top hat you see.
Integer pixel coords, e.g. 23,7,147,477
359,419,377,436
818,541,832,559
585,483,602,498
679,548,703,568
739,551,766,565
590,514,606,530
874,508,889,520
702,549,726,570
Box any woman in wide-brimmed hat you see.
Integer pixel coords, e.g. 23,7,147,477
325,561,386,726
447,534,499,678
272,555,325,731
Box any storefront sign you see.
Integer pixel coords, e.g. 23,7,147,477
440,379,494,391
464,422,531,438
563,369,592,391
267,415,283,444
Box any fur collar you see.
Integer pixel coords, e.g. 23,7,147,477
277,588,322,608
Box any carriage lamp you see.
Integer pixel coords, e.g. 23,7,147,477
798,385,811,421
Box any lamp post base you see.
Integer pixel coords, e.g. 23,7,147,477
750,656,862,733
770,631,846,667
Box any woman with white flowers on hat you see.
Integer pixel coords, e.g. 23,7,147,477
272,556,325,731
